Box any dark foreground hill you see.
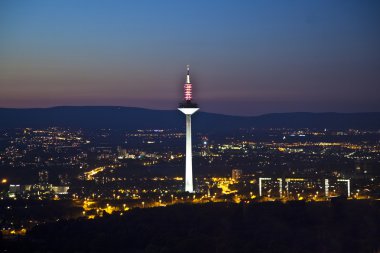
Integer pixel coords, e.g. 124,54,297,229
0,106,380,132
2,200,380,253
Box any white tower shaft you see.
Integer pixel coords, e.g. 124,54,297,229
178,107,199,192
185,114,193,192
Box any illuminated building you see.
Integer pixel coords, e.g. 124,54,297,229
8,184,21,198
259,178,283,198
52,186,70,195
337,179,351,197
277,178,283,198
231,169,242,181
178,65,199,192
201,136,210,156
259,178,271,197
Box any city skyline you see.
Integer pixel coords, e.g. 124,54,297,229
1,0,380,115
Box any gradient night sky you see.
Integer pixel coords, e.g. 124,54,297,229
1,0,379,115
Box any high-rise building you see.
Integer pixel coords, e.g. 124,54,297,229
232,169,243,181
178,65,199,192
201,136,210,157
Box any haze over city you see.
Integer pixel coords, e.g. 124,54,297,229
1,0,380,115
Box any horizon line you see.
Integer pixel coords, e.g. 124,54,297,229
0,105,379,118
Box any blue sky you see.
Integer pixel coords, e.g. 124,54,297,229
1,0,379,115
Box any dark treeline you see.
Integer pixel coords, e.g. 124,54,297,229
2,200,380,253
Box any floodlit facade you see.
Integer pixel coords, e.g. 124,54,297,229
178,65,199,192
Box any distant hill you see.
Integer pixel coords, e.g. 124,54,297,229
0,106,379,132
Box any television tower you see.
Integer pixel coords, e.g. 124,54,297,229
178,65,199,192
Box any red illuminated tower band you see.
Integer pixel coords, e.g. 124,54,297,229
184,65,192,101
179,65,197,108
